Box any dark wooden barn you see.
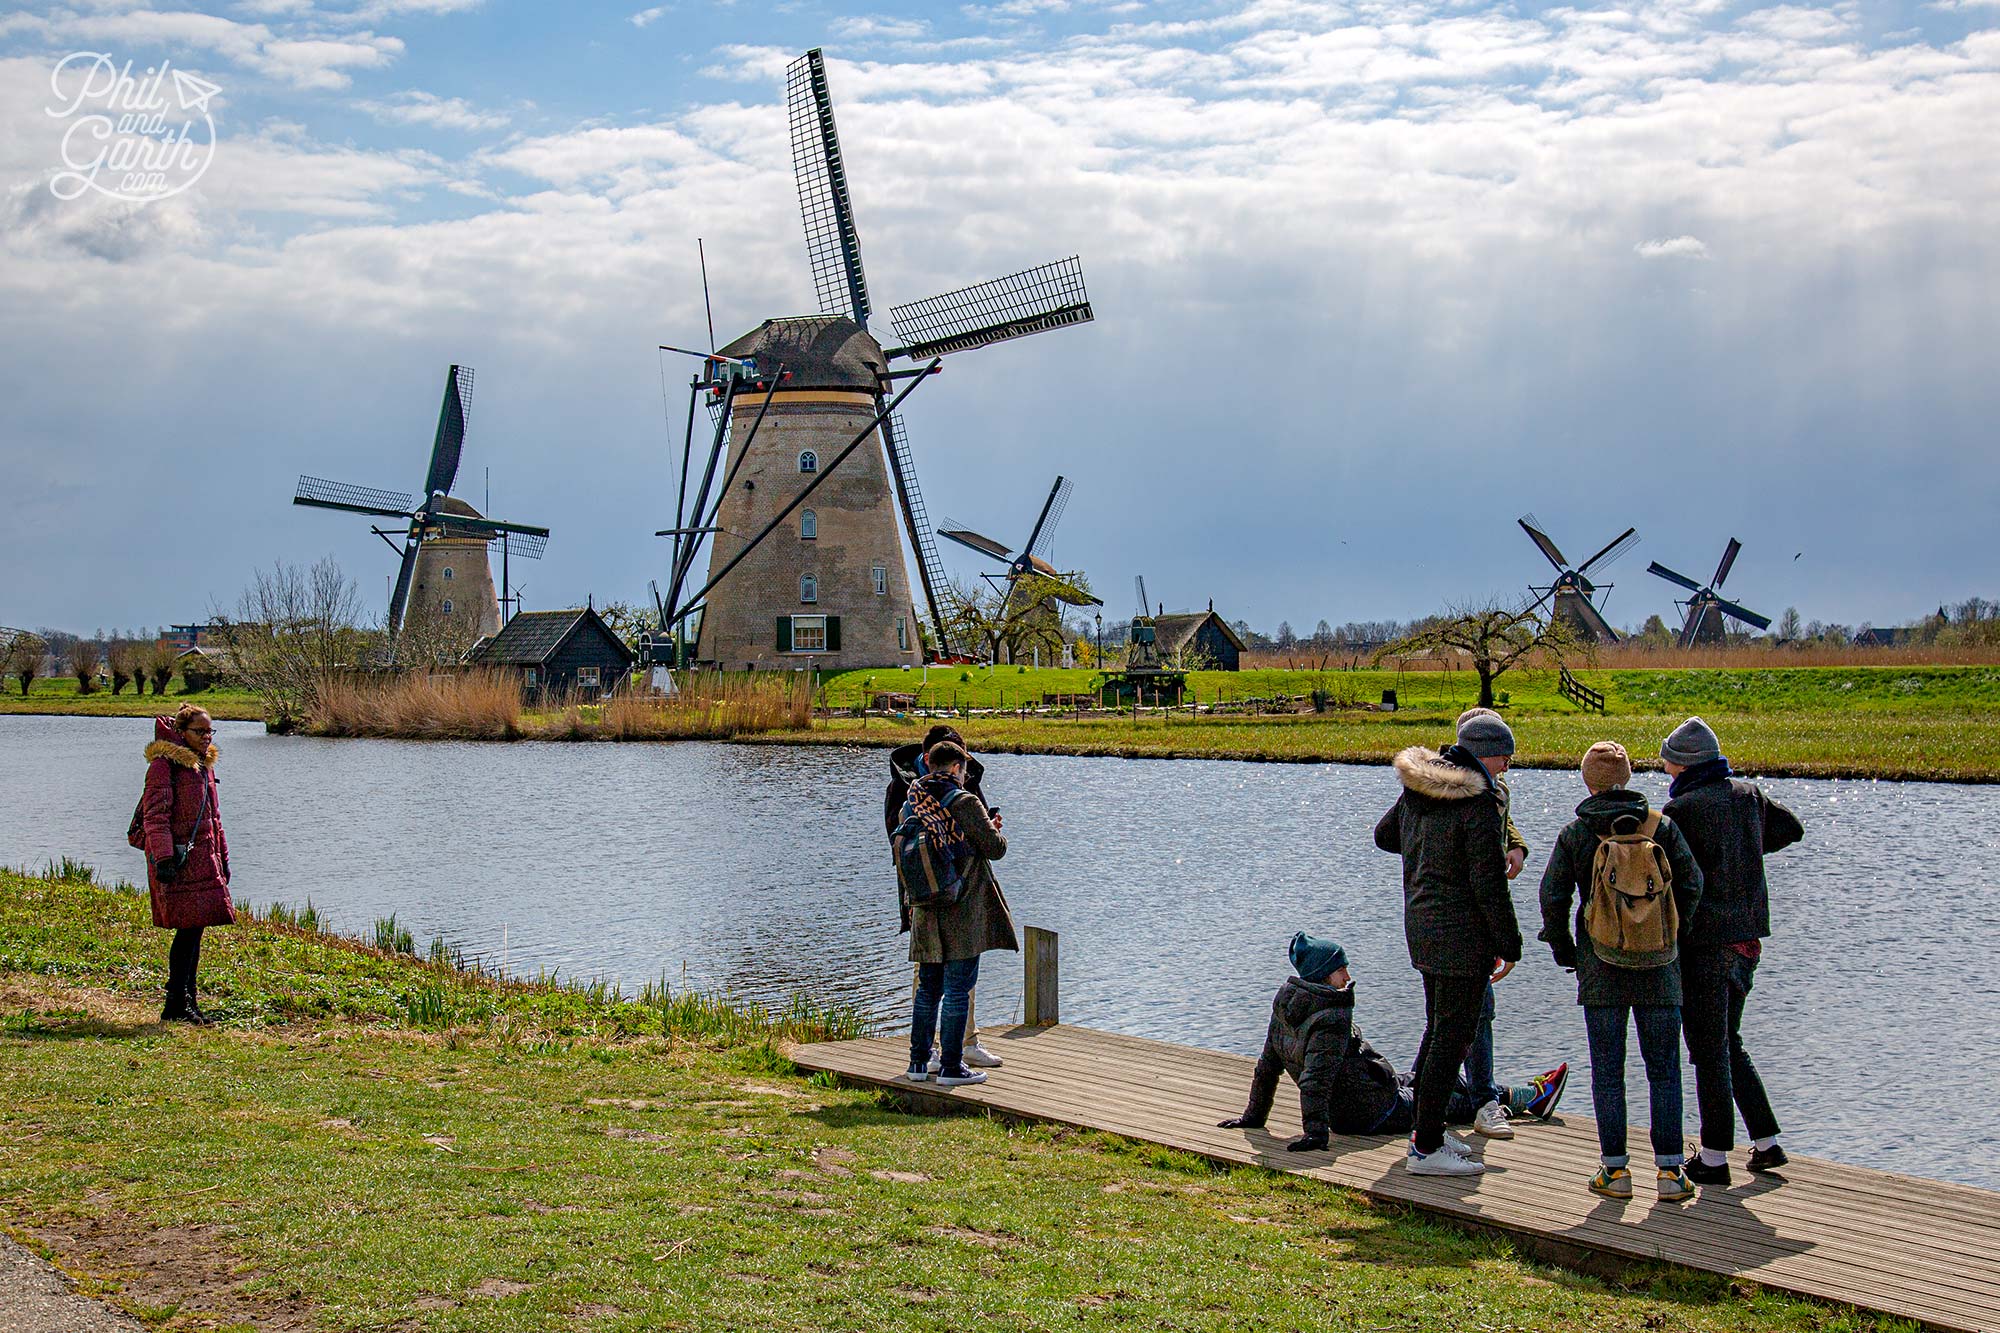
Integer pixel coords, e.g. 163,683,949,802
466,607,634,699
1151,608,1246,671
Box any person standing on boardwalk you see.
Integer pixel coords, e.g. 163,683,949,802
1453,708,1568,1141
136,706,235,1024
1373,717,1523,1177
1539,741,1704,1201
1660,717,1804,1185
899,740,1017,1087
885,725,1002,1070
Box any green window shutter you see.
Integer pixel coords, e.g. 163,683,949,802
776,617,792,652
826,615,841,651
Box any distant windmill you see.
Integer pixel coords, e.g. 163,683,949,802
938,476,1101,614
1519,513,1638,644
293,365,548,642
1648,539,1772,647
656,48,1095,671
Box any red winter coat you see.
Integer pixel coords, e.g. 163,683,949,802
140,717,237,930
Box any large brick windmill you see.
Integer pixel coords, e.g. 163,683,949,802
656,48,1095,670
292,365,549,646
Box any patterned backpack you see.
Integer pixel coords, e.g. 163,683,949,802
892,774,974,908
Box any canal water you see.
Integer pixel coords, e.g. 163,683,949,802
4,714,1996,1187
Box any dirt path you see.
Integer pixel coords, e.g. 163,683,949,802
0,1234,144,1333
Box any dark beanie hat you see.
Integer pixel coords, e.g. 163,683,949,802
1661,716,1722,766
1456,711,1515,759
1289,931,1348,982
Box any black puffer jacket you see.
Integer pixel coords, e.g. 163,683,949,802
1662,762,1803,946
1235,980,1405,1137
1538,788,1704,1007
1373,745,1523,978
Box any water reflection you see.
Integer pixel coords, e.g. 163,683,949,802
4,714,1996,1186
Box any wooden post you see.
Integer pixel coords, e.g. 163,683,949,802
1024,926,1059,1027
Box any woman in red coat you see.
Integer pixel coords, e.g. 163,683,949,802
140,705,236,1023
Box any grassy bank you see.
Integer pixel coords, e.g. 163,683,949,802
0,676,263,720
0,865,1903,1332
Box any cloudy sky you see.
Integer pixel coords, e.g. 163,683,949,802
3,0,1996,638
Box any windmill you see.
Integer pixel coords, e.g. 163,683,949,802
938,476,1101,611
292,365,549,644
1519,513,1637,644
1648,539,1772,647
655,48,1095,671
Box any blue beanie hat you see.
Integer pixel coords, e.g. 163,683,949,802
1289,931,1348,982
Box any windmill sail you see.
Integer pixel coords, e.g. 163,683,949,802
425,365,474,499
888,257,1093,360
1518,515,1569,570
1712,537,1742,588
786,49,871,325
1647,561,1705,594
294,476,413,518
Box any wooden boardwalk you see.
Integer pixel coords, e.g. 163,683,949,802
795,1023,2000,1332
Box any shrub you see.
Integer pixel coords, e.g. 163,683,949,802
106,640,140,695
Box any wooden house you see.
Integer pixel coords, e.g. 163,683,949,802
1151,606,1245,671
466,607,634,699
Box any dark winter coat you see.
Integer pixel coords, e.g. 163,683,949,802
1662,761,1803,946
1373,745,1523,978
1538,788,1703,1007
140,717,237,930
1236,979,1405,1137
906,777,1018,964
885,745,988,933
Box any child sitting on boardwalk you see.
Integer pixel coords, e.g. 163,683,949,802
1538,741,1704,1201
1218,933,1567,1154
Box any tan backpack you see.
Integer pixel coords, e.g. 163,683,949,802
1585,811,1678,969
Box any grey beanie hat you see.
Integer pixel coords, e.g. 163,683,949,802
1661,716,1722,766
1456,712,1515,759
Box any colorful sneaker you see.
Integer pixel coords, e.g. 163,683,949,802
1657,1166,1696,1202
1589,1165,1633,1199
1685,1156,1732,1187
963,1043,1004,1069
1520,1063,1569,1120
1408,1146,1485,1177
1747,1143,1789,1173
935,1065,988,1087
1472,1101,1514,1139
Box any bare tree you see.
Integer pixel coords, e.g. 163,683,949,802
142,641,179,695
68,638,100,693
1375,601,1585,708
944,572,1095,665
3,631,47,697
107,639,140,695
212,557,371,730
393,595,481,668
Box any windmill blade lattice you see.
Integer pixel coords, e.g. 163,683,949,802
1518,514,1570,570
295,475,414,517
888,257,1092,360
786,49,870,325
1577,526,1639,577
425,364,474,499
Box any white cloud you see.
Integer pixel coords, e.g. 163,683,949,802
630,6,668,28
829,15,932,42
1635,235,1711,259
358,89,509,131
4,8,403,89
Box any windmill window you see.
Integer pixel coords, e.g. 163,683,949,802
798,450,817,474
872,564,887,596
897,616,908,651
801,574,818,604
792,615,827,652
801,509,817,540
442,567,454,581
442,599,454,614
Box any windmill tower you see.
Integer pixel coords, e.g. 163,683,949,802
937,475,1102,662
292,365,549,648
661,49,1095,670
1518,514,1638,644
1648,539,1772,647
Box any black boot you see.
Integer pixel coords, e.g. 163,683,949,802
161,984,192,1023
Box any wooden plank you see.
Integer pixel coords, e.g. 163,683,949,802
1023,926,1058,1026
794,1026,2000,1333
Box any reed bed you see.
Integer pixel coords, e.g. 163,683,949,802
310,669,522,739
304,669,809,741
594,671,812,740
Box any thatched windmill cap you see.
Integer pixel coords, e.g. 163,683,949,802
719,316,883,391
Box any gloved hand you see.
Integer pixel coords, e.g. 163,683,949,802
155,858,178,885
1551,942,1577,971
1285,1132,1329,1153
1216,1116,1262,1130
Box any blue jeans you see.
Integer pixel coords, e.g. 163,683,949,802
1584,1004,1685,1169
911,956,981,1073
1460,983,1505,1108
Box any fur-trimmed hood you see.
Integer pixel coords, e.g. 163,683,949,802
146,716,216,770
1391,745,1489,800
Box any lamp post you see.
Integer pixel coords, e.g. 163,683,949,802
1094,612,1102,668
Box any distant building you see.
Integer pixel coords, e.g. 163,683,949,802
161,622,223,650
1152,607,1246,671
1855,626,1914,648
466,607,634,699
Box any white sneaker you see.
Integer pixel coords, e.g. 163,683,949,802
1472,1101,1514,1139
1408,1146,1486,1177
926,1050,943,1075
963,1043,1003,1069
1441,1131,1477,1158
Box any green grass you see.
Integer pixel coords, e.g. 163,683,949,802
0,675,263,720
0,864,1913,1332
